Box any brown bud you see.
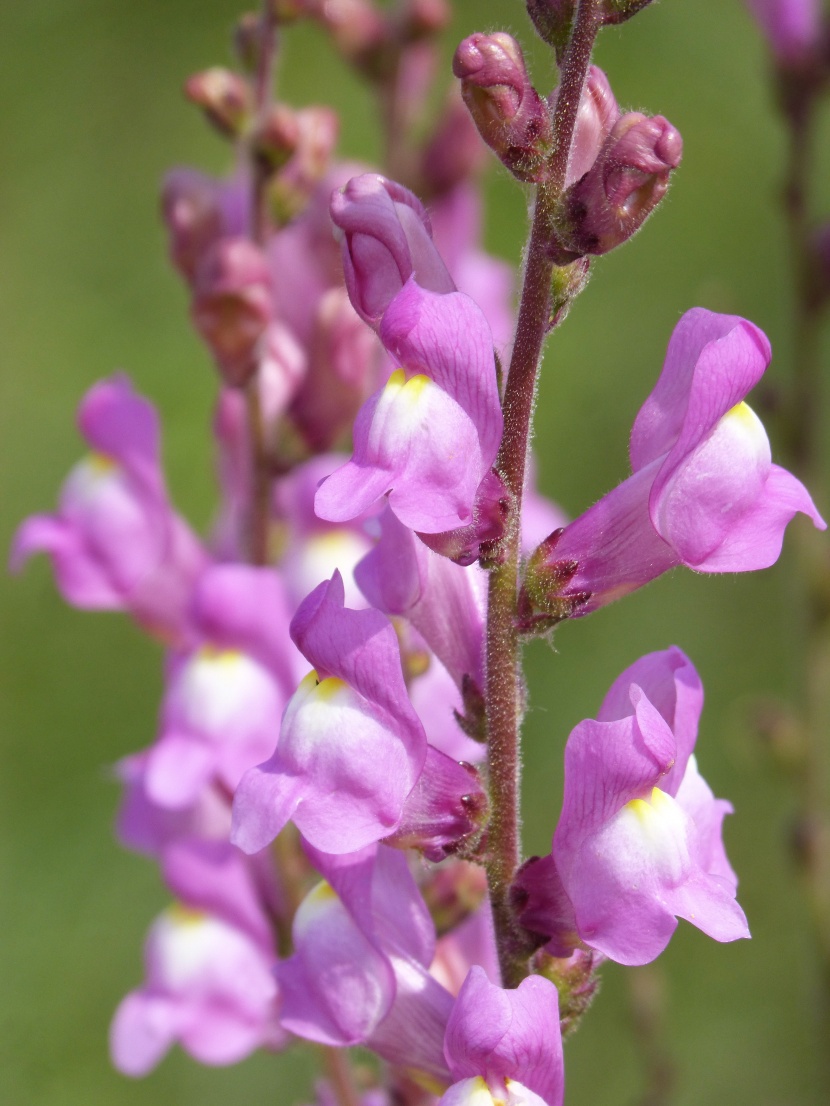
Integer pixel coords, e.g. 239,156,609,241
184,68,252,138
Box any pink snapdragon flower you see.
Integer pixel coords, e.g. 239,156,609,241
10,376,207,643
232,572,484,858
231,572,428,855
141,564,300,809
330,173,456,327
115,753,232,857
111,903,281,1074
111,838,282,1075
525,308,825,617
515,648,750,966
278,843,455,1086
439,967,564,1106
315,276,503,536
273,454,375,610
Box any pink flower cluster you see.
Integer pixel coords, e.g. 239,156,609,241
10,11,827,1105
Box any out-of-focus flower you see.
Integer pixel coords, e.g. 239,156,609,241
10,376,207,643
744,0,823,67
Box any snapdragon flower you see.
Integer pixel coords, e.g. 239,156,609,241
111,841,282,1075
231,571,484,858
278,843,454,1086
523,308,825,619
10,376,207,643
141,564,300,808
231,572,428,855
515,647,750,965
439,967,563,1106
318,173,504,543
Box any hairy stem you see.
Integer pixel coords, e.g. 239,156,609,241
321,1045,363,1106
484,0,601,987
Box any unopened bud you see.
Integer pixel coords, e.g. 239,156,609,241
253,104,301,170
234,9,307,72
313,0,386,65
527,0,654,58
526,0,575,61
161,170,223,281
268,106,339,223
288,287,380,450
600,0,656,25
184,68,252,138
552,112,682,260
556,65,620,187
400,0,451,41
331,173,454,325
453,32,553,183
191,238,272,387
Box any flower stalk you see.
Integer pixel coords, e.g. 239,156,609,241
484,0,602,987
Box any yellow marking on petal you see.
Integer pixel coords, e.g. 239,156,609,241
381,368,432,405
296,669,320,693
401,373,431,402
313,675,348,701
726,400,755,426
626,786,670,822
385,368,406,391
87,450,118,473
305,881,338,905
167,903,207,926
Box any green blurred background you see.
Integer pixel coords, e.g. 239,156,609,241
2,1,829,1103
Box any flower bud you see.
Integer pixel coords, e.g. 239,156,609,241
191,238,272,387
561,65,620,186
744,0,823,68
527,0,655,58
161,170,224,281
184,68,252,138
552,112,682,260
526,0,575,61
268,106,339,223
288,286,381,450
312,0,386,65
330,173,455,325
453,33,553,183
600,0,656,24
400,0,451,41
252,104,301,171
234,12,265,71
